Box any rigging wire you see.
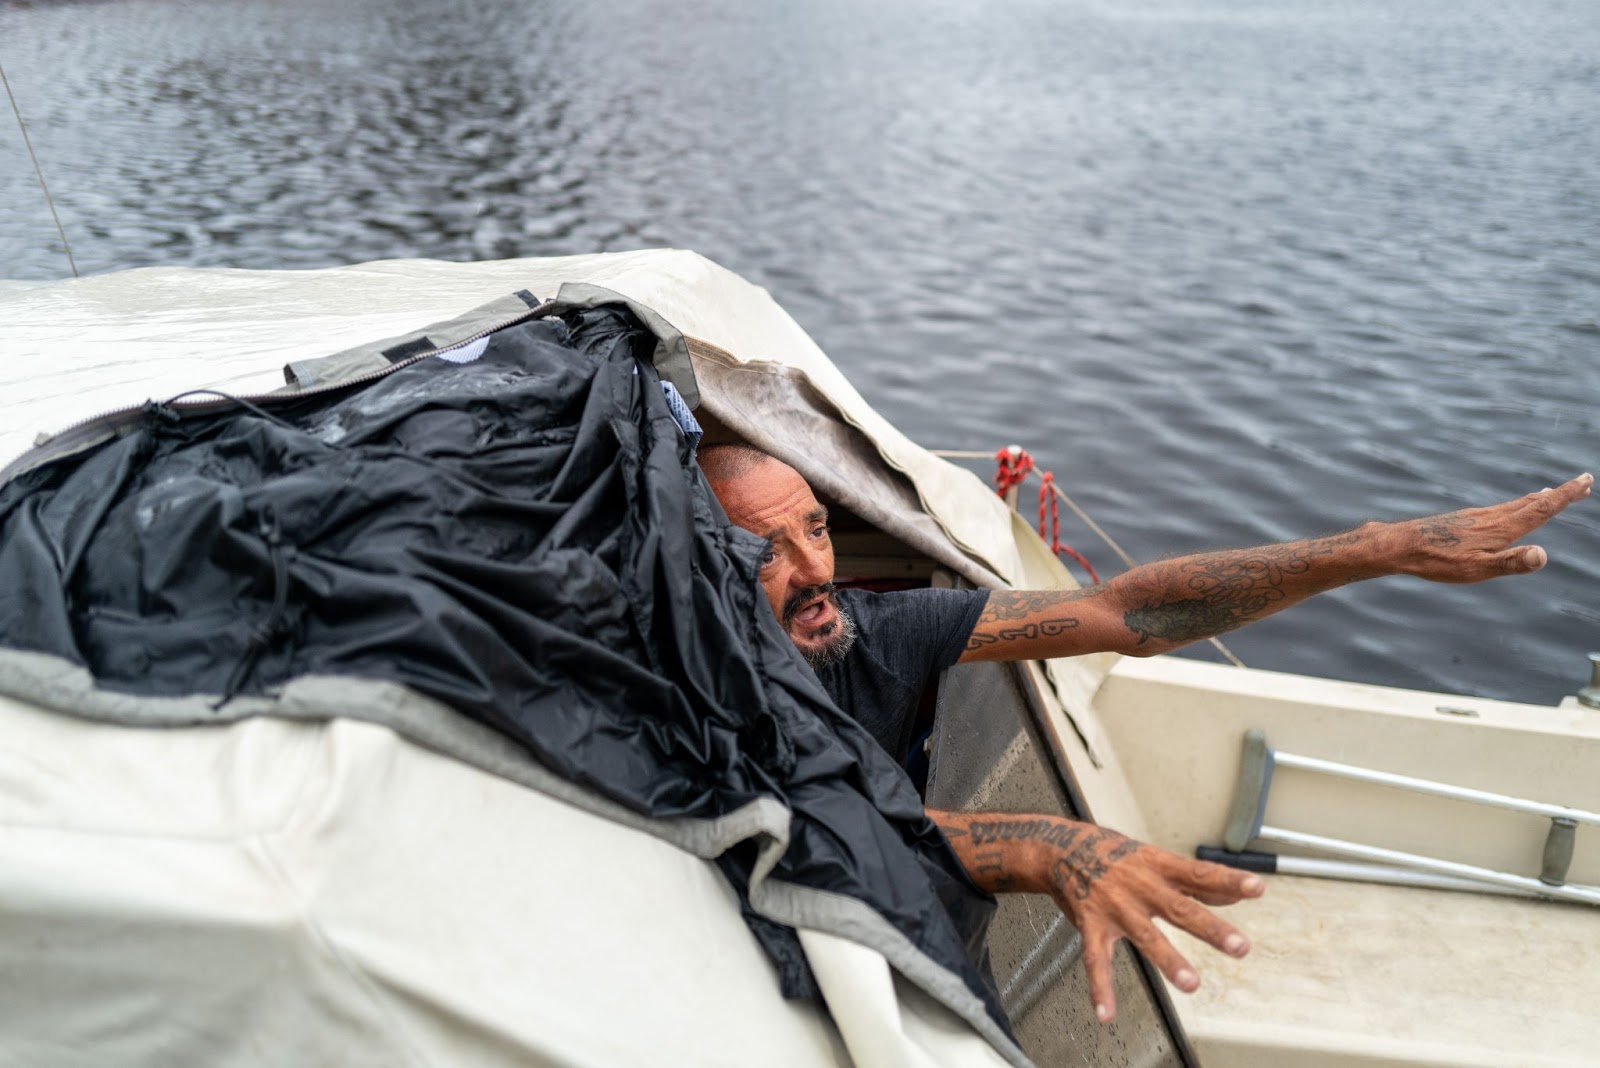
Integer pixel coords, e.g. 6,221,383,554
2,60,79,278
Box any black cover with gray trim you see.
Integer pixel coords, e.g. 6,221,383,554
0,299,1021,1062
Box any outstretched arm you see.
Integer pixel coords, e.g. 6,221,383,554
927,808,1263,1022
961,473,1592,661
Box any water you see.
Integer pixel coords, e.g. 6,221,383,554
3,0,1597,706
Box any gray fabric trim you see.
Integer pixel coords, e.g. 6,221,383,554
0,422,121,483
283,290,546,389
282,283,700,410
542,282,700,408
5,291,552,485
0,647,1030,1067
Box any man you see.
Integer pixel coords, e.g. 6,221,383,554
700,442,1592,1023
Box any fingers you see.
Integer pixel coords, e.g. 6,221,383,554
1170,857,1266,907
1560,472,1594,500
1124,917,1200,995
1495,544,1547,574
1158,891,1252,960
1519,473,1592,520
1080,925,1118,1024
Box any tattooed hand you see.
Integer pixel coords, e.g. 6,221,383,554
928,809,1263,1024
1392,473,1592,583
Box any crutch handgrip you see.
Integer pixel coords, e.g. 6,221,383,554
1541,817,1577,886
1223,729,1275,853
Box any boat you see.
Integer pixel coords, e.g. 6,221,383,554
0,250,1595,1067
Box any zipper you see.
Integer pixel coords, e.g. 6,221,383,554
3,298,556,484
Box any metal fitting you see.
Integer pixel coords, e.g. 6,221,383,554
1580,652,1600,710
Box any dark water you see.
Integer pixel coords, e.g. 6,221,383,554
3,0,1598,706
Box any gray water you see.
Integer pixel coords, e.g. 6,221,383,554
3,0,1597,707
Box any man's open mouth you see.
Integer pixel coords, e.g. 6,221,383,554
784,584,837,630
792,597,833,629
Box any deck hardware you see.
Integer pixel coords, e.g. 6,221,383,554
1208,730,1600,906
1434,705,1480,718
1578,652,1600,710
1542,818,1577,886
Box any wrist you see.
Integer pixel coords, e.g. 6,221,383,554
1356,519,1414,580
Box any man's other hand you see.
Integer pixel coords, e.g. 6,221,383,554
927,809,1264,1023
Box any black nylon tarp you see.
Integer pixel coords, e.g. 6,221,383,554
0,304,1007,1039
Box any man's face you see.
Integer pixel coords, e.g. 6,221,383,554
707,458,853,667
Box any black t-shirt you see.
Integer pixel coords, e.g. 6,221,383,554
813,586,991,762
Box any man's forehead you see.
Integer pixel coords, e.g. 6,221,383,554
711,459,825,534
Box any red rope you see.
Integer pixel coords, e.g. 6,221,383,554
993,448,1100,585
1038,471,1100,584
992,447,1034,496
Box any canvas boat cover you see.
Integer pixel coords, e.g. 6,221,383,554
0,254,1044,1067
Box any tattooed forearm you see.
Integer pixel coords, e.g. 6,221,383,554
974,848,1017,892
978,589,1093,622
966,617,1079,650
1121,532,1363,647
965,590,1086,652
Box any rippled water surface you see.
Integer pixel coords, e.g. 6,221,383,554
3,0,1597,704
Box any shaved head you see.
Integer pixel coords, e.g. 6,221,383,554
698,443,779,488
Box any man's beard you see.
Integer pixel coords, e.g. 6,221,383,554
783,584,858,671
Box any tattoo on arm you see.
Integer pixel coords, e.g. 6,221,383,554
1121,532,1362,646
975,848,1016,892
965,590,1087,652
979,590,1093,621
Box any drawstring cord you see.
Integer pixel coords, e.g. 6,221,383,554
214,505,293,709
142,390,304,708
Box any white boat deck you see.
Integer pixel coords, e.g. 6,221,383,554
1178,875,1598,1067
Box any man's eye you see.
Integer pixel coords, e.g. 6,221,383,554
811,525,829,539
760,547,777,567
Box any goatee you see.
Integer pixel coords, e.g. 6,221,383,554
800,602,857,671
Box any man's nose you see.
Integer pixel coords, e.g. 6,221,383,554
792,543,831,586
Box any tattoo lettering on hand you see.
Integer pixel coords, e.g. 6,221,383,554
1051,832,1142,901
1417,512,1472,547
1123,533,1360,645
971,818,1084,850
958,817,1144,900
